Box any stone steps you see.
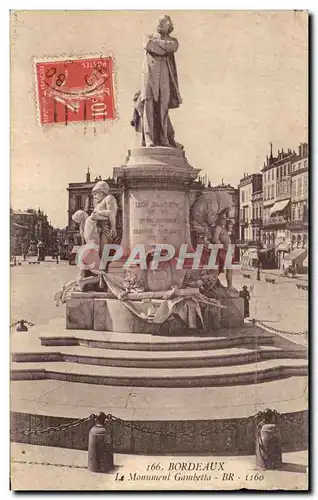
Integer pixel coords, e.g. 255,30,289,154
11,344,306,369
10,358,308,388
39,328,276,352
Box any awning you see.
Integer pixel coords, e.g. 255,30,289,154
285,248,307,263
270,199,290,214
259,248,273,254
276,241,289,252
12,222,29,230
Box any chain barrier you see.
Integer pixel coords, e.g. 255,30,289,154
255,319,308,337
10,415,94,438
12,459,86,470
10,320,35,329
11,411,305,441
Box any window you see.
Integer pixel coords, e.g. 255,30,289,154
292,206,296,221
241,190,245,203
260,207,262,218
276,167,279,178
298,177,302,196
298,162,301,170
283,165,286,177
288,163,291,174
280,166,283,178
292,164,296,172
297,206,301,219
292,179,296,198
303,174,308,196
76,195,81,209
271,185,274,199
304,160,307,169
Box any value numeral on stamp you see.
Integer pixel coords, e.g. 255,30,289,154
91,102,107,118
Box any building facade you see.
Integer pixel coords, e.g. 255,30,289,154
238,173,262,244
289,143,308,250
261,143,308,269
10,208,54,255
261,146,295,268
251,190,263,242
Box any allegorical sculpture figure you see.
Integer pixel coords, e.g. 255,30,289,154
136,14,182,148
90,180,118,256
189,191,239,298
71,180,118,288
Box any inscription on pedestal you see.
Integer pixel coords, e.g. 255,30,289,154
129,190,188,247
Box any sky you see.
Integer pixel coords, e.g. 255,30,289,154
11,10,308,228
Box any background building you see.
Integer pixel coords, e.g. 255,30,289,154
238,173,262,243
289,143,308,249
10,208,55,256
251,189,263,242
262,146,295,268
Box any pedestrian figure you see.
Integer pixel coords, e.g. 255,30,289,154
37,240,45,262
239,285,250,318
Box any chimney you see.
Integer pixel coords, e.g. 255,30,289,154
298,143,302,156
86,168,91,183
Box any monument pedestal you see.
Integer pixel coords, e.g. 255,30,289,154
113,147,199,256
65,293,244,333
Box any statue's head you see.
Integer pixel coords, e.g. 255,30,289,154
92,180,110,203
216,209,228,227
157,15,174,35
72,210,88,225
226,219,234,234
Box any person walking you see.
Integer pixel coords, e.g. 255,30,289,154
239,285,251,318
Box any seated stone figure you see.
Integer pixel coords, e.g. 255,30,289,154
189,191,238,299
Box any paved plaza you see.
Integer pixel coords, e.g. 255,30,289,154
10,258,308,336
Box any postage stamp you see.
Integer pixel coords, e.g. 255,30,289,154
35,56,116,125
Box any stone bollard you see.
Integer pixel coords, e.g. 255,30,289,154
88,412,114,473
256,409,282,470
16,320,28,332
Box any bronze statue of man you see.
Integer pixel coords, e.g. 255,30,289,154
139,15,182,148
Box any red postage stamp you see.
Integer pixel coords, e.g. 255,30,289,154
35,56,116,125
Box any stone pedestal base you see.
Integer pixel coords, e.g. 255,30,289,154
66,296,194,335
220,297,244,328
66,294,244,334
